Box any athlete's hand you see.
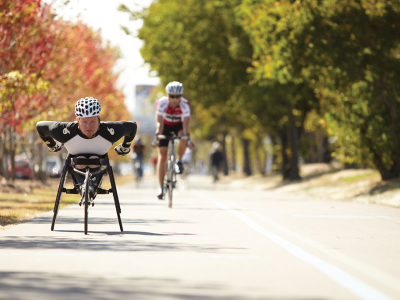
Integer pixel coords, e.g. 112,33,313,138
114,144,131,156
48,141,62,152
186,139,194,150
151,134,158,148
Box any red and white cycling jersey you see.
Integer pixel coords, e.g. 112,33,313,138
155,96,191,126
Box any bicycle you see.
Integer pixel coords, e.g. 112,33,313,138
51,153,123,235
157,134,188,208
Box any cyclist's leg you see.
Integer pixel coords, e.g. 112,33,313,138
138,155,144,178
175,125,185,174
157,146,168,187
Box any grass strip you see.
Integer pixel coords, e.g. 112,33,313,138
0,175,133,229
0,187,77,228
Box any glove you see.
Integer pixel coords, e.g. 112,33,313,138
151,134,158,148
48,141,62,152
114,144,131,155
186,135,194,148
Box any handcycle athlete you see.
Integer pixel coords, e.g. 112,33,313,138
152,81,194,199
36,97,137,233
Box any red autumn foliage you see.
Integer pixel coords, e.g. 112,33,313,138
0,0,129,134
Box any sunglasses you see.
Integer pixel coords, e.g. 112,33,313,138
169,95,181,99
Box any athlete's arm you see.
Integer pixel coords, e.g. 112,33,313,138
36,121,59,147
105,121,137,147
156,115,164,135
120,121,137,147
182,116,190,136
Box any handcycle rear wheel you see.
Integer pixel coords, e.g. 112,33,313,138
84,169,90,235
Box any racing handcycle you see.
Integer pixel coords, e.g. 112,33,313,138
51,153,123,235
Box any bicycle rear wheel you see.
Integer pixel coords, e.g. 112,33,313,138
84,170,90,235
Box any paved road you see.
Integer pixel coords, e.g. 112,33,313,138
1,174,400,300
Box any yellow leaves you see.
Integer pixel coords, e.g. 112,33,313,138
361,0,388,17
292,109,302,116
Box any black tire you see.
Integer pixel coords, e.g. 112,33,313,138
167,159,174,208
84,170,90,235
109,165,123,232
51,164,68,231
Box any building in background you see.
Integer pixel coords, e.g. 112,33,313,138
133,85,157,134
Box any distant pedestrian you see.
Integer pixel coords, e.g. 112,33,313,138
209,142,224,182
132,138,145,180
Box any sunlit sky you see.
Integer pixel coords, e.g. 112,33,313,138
47,0,160,112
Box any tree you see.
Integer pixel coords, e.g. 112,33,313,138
120,0,261,175
0,0,131,180
237,0,400,180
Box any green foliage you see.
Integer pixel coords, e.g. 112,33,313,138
237,0,400,179
123,0,256,136
122,0,400,180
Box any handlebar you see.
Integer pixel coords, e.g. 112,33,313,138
157,135,189,140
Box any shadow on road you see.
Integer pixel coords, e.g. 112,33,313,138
26,216,191,225
0,271,277,300
0,236,246,253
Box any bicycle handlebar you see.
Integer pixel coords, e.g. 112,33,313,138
157,135,189,140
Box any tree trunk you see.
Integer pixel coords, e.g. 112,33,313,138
221,133,229,176
242,137,252,176
9,127,15,182
37,142,46,184
0,132,5,178
281,125,290,179
255,135,265,175
231,135,236,172
288,105,301,180
3,129,10,180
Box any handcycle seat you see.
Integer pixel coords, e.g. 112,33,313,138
70,153,107,168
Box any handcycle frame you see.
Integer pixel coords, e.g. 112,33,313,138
51,153,123,235
157,134,188,208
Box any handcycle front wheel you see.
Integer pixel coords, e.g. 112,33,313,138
84,169,90,235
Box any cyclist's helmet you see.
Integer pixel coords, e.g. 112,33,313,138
165,81,184,95
75,97,101,118
212,142,220,149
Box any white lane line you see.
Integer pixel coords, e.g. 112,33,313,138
193,190,395,300
253,212,400,294
293,215,390,219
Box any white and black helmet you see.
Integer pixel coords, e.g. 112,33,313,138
165,81,184,95
75,97,101,118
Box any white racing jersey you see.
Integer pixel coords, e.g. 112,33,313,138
155,96,191,126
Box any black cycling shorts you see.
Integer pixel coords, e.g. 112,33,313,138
158,123,183,147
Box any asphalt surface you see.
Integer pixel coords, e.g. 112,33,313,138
1,174,400,300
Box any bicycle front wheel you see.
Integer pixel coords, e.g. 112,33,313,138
167,161,174,208
84,170,90,235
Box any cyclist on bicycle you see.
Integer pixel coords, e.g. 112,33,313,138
36,97,137,166
152,81,194,199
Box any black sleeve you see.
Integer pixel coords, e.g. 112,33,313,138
36,121,57,147
99,121,137,147
36,121,79,145
121,122,138,147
